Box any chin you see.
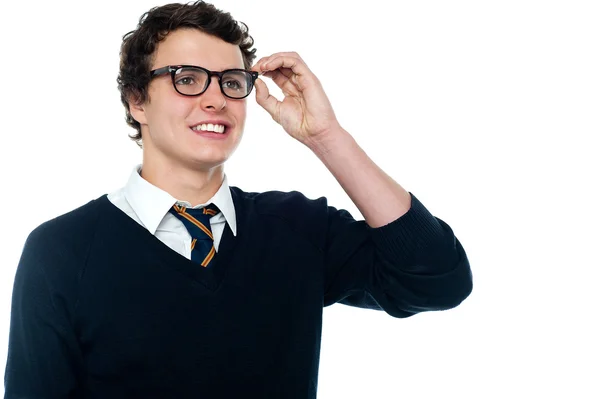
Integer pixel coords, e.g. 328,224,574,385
187,152,229,169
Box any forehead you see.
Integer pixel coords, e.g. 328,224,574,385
152,28,244,70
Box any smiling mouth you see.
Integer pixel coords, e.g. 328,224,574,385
190,123,228,134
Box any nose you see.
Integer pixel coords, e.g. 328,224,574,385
199,76,227,111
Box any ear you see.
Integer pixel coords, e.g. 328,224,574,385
128,93,148,125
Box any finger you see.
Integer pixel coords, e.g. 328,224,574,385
260,55,304,74
263,69,300,96
251,56,270,73
252,52,302,73
254,78,280,123
262,70,287,86
262,52,303,65
260,56,314,90
271,67,293,79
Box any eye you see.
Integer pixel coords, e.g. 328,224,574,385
175,76,196,86
223,79,243,91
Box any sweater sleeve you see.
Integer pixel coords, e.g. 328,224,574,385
4,227,83,398
322,192,473,318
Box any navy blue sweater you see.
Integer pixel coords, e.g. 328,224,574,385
4,188,472,398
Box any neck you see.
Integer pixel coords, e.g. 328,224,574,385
140,157,225,207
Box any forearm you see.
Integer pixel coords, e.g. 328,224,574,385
307,127,412,228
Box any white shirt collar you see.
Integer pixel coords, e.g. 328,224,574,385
123,164,237,236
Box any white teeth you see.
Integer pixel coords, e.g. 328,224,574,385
192,124,227,133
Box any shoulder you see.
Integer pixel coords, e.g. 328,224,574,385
25,195,107,263
16,195,108,292
231,186,328,219
32,195,105,240
230,186,333,245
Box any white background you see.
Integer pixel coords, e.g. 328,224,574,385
1,0,599,397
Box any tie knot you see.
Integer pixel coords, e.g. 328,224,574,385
170,203,220,220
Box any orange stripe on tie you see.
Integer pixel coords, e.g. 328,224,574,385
201,246,216,267
191,238,197,250
204,208,218,216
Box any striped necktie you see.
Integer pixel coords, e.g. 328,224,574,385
168,203,220,267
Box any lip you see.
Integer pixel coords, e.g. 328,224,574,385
190,128,229,140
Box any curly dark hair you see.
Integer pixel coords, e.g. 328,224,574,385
117,1,257,147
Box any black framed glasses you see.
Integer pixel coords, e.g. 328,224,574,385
150,65,259,99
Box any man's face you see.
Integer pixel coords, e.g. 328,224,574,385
131,28,248,171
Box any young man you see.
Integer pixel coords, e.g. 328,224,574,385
4,1,472,398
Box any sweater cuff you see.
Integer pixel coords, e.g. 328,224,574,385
368,192,448,265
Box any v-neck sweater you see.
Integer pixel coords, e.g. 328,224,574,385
5,187,472,398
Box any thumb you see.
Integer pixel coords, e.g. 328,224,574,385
254,78,280,123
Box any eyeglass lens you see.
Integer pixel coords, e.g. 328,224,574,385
173,67,252,98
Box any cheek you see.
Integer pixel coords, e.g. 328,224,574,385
149,97,194,126
232,102,247,129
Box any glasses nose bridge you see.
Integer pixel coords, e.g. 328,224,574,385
207,70,223,80
199,70,227,103
205,70,224,93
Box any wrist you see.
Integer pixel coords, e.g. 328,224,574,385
305,125,349,157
